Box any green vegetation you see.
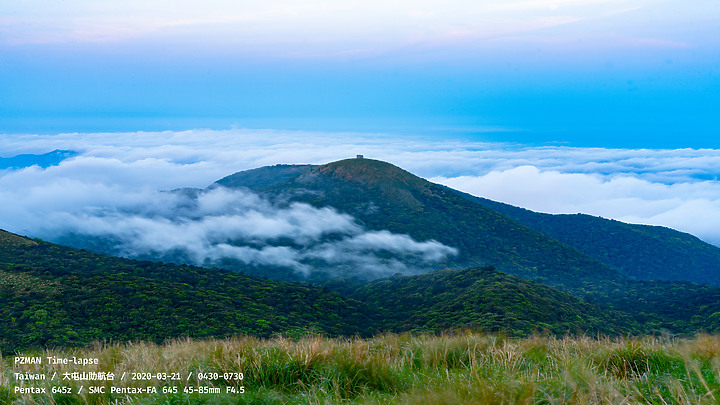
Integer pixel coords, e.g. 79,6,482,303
217,159,623,289
5,208,720,354
5,333,720,404
0,230,377,353
468,195,720,286
6,158,720,352
344,267,639,337
7,158,720,403
216,158,720,289
213,158,720,335
2,230,639,353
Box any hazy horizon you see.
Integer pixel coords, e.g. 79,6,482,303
2,0,718,148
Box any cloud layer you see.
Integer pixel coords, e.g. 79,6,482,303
61,186,457,274
0,149,457,276
432,166,720,246
1,129,719,251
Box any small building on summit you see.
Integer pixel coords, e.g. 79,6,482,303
356,154,364,159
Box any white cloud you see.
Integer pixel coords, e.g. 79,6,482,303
302,230,458,266
0,154,458,276
432,166,720,245
1,129,719,250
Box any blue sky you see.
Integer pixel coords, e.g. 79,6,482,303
1,1,720,253
1,0,719,147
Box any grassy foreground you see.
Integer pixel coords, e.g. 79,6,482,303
3,333,720,404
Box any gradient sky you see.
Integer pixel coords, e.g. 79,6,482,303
1,0,719,147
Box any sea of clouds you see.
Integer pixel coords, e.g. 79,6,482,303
52,186,457,275
1,128,719,268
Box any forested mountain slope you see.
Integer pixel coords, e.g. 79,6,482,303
465,194,720,286
218,158,720,288
0,230,377,352
8,158,720,353
342,266,640,336
0,229,643,352
215,159,720,335
5,226,720,354
215,159,623,290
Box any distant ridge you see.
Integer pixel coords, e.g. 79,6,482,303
215,164,315,189
0,149,77,169
463,193,720,286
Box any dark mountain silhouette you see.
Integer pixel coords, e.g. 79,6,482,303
0,149,77,169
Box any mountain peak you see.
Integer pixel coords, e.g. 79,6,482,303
215,158,429,194
314,158,424,188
